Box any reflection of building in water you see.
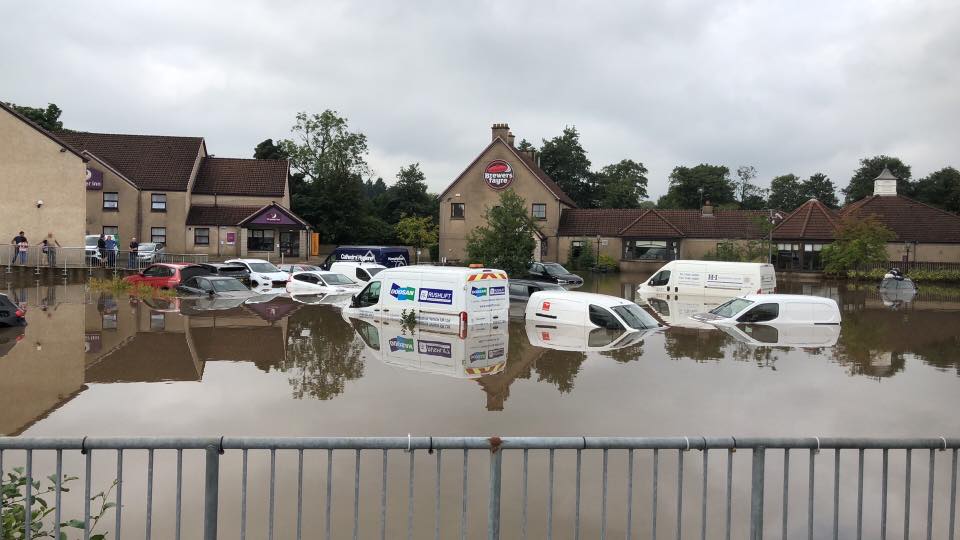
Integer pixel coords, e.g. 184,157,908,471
0,282,85,435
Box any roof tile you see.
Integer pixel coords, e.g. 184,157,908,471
837,195,960,243
186,205,262,226
559,208,770,238
772,199,840,240
193,157,288,197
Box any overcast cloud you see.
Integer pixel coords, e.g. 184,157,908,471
2,0,958,198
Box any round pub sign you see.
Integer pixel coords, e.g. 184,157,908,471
483,160,514,190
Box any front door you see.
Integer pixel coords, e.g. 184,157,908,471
280,231,300,257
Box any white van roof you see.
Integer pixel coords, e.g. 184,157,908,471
669,260,774,269
529,290,636,308
737,294,835,304
379,266,507,277
331,261,386,268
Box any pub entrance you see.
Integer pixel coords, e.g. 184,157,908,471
280,231,300,257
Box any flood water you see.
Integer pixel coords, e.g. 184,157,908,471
1,270,959,538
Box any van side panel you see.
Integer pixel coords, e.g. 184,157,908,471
465,276,509,324
529,296,586,326
672,263,706,295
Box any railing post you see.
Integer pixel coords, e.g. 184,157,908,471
488,449,503,540
751,447,766,540
204,444,221,540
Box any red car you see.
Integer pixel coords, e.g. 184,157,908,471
124,263,194,289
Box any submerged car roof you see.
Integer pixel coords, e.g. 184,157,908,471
528,290,636,307
736,294,836,303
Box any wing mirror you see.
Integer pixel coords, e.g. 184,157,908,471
207,290,215,297
350,295,359,308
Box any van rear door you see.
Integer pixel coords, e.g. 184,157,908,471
465,271,509,323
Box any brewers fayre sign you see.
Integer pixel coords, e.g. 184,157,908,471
483,160,514,190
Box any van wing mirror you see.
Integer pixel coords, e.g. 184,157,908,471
350,295,359,308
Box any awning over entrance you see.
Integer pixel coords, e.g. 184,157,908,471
238,203,310,230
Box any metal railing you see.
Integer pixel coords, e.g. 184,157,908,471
0,436,957,539
2,245,209,273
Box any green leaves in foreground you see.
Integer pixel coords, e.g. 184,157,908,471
1,469,117,539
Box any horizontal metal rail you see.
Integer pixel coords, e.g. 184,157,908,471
1,436,957,540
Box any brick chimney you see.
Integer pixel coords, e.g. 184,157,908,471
873,167,898,196
491,123,510,142
702,200,714,217
507,131,516,147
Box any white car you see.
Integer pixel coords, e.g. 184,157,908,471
525,291,661,331
329,261,387,283
690,294,841,326
225,258,289,290
285,271,362,295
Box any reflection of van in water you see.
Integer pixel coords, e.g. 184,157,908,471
349,317,508,378
321,246,410,269
640,294,729,329
346,266,509,332
524,320,658,352
715,323,840,348
637,260,776,297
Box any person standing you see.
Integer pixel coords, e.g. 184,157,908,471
105,235,117,267
10,231,26,265
128,237,139,269
43,234,61,267
97,234,106,267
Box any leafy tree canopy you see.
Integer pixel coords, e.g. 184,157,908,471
253,138,288,160
395,215,438,262
658,164,735,209
7,102,63,131
843,155,911,203
595,159,648,208
767,174,805,212
913,166,960,214
379,163,435,223
465,189,538,276
539,126,595,208
820,215,895,275
802,172,839,208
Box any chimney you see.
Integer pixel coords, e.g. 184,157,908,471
873,167,898,196
491,123,510,142
702,200,714,217
507,131,516,147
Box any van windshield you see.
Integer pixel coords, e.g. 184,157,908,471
366,267,383,277
709,298,754,318
611,304,660,330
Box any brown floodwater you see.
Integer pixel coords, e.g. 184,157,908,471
1,270,958,538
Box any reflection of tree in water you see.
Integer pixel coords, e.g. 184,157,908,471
728,342,783,369
599,341,644,363
281,307,364,400
533,350,585,393
663,328,732,362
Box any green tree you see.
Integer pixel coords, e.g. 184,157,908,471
843,155,912,203
539,126,595,208
913,166,960,213
380,163,435,223
465,189,538,275
253,138,288,160
280,110,370,243
768,174,805,211
516,138,535,152
658,164,735,209
282,306,364,400
801,172,839,208
595,159,648,208
820,216,895,275
6,102,63,131
735,166,768,210
364,177,388,200
395,215,438,262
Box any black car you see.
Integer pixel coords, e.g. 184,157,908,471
526,262,584,287
508,279,567,301
0,294,26,327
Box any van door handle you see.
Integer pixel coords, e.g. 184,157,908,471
382,309,390,312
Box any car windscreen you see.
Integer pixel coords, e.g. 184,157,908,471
543,263,570,276
611,304,660,330
248,262,280,273
212,279,248,292
85,237,97,247
366,267,384,277
322,273,356,285
708,298,755,318
139,243,158,251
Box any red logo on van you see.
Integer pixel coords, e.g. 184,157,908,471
542,301,551,311
483,160,514,190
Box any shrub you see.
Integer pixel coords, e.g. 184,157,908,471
596,254,618,272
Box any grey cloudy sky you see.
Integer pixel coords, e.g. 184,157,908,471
2,0,958,199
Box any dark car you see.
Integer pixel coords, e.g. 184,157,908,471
526,262,584,287
177,276,251,296
0,294,26,327
508,279,567,301
188,263,251,285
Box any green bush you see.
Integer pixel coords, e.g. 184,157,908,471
567,240,596,271
596,254,618,272
1,468,117,539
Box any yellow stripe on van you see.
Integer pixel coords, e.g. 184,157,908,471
465,361,507,375
467,272,508,282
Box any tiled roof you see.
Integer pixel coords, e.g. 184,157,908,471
0,102,87,161
512,150,578,207
55,131,204,191
838,195,960,243
193,157,288,197
559,208,772,239
186,205,261,226
772,199,840,240
619,210,685,237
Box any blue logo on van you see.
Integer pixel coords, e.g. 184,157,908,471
419,288,453,305
389,283,416,301
469,351,486,363
489,286,506,296
389,336,414,352
418,340,452,358
470,286,487,298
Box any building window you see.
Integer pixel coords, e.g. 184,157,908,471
151,227,166,244
802,243,826,271
624,240,673,261
776,243,800,270
570,240,585,259
102,226,119,239
151,193,167,212
451,203,465,219
194,228,210,246
248,229,275,251
103,192,119,211
532,203,547,220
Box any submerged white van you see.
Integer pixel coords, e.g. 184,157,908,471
525,320,658,352
344,266,509,331
691,294,841,326
525,291,660,331
637,260,776,297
